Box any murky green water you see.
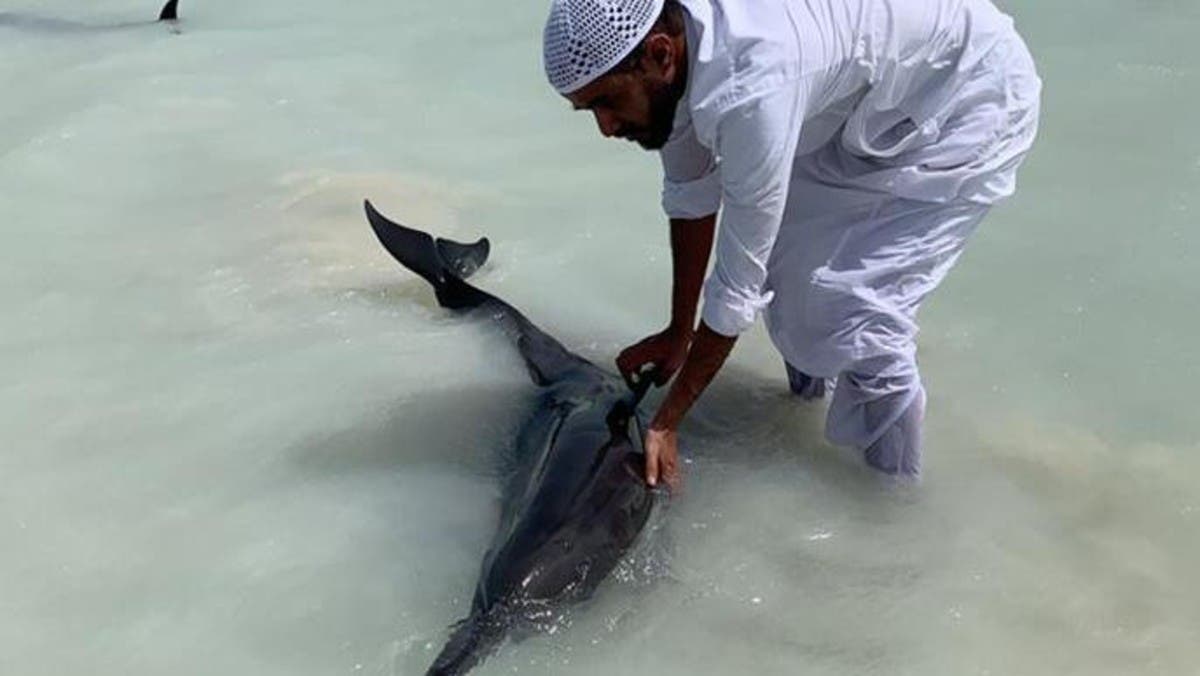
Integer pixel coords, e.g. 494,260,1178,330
2,1,1197,674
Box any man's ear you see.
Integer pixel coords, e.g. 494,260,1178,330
643,33,676,80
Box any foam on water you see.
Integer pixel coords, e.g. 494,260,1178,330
3,1,1198,675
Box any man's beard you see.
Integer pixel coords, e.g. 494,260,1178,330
629,73,687,150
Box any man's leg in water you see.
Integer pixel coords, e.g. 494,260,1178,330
785,362,827,400
768,195,991,476
825,356,926,475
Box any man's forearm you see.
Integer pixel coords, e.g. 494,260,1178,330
667,214,716,335
650,321,736,431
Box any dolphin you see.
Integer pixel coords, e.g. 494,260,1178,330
0,1,178,33
362,200,668,676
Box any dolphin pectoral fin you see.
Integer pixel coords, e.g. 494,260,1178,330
159,0,179,21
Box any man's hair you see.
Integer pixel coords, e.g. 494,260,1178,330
612,0,685,73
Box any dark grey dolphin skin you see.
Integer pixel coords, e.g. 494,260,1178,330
0,1,178,32
159,0,179,21
363,200,667,676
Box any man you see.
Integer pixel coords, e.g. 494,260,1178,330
542,0,1041,488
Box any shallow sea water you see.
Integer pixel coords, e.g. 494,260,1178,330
2,1,1198,675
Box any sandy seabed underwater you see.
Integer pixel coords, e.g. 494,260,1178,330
2,1,1198,674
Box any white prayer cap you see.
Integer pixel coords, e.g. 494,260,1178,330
543,0,666,94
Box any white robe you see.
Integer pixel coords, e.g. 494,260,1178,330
658,0,1042,474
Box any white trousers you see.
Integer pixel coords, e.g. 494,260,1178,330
764,156,993,476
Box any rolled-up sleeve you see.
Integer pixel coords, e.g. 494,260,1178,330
660,121,722,219
700,85,805,337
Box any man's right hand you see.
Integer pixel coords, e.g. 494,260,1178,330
616,325,692,388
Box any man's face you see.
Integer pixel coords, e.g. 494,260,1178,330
566,57,683,150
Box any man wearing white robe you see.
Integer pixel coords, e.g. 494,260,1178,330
543,0,1041,487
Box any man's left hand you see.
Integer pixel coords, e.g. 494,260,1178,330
644,427,681,490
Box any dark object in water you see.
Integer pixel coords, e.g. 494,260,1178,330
0,1,180,31
363,200,667,676
159,0,179,21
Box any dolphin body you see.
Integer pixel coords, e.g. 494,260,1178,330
0,0,178,33
363,200,667,676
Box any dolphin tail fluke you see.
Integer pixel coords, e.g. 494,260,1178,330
159,0,179,21
365,199,450,288
425,612,506,676
437,236,490,281
363,199,491,309
364,199,495,311
365,198,597,385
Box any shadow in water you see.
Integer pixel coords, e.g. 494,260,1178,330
287,345,881,500
670,361,885,490
288,381,536,481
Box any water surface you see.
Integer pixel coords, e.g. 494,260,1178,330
2,1,1197,674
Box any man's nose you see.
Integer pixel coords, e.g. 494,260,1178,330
593,110,621,138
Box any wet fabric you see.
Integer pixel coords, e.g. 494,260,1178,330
659,0,1042,337
766,173,991,476
655,0,1041,474
784,363,827,401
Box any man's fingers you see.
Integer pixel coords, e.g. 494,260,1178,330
645,446,659,487
616,345,650,378
616,355,640,389
651,367,671,386
619,351,667,391
617,331,684,391
619,364,637,390
615,351,635,376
